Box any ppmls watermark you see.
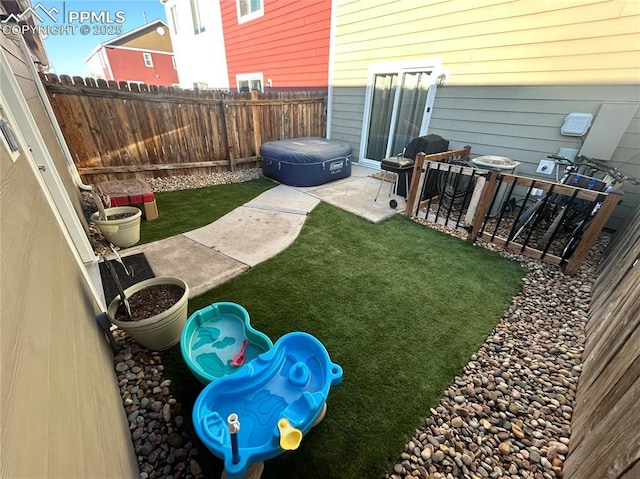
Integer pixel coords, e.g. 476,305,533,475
1,2,126,36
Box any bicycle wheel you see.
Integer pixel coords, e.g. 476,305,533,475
562,217,591,260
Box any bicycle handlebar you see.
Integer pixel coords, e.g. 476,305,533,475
546,154,639,185
547,154,571,163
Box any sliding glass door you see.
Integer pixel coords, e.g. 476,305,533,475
362,66,437,165
365,73,397,161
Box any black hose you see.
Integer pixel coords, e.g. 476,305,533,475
437,159,476,209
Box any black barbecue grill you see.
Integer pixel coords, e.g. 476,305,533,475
374,156,415,208
373,134,450,208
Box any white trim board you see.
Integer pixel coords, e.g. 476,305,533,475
105,45,175,55
358,58,441,167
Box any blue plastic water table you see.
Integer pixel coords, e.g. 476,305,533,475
192,331,343,479
181,302,273,384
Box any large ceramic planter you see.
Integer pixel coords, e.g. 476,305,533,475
108,277,189,351
91,206,142,248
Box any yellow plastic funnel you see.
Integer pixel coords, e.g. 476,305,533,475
277,418,302,450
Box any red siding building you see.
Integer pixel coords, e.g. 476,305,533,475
86,20,179,87
219,0,331,91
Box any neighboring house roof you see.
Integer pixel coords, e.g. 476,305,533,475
102,19,170,48
86,19,173,62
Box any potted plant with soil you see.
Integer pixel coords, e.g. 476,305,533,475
104,258,189,351
90,192,142,248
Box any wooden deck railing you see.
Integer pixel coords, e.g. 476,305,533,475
405,152,621,275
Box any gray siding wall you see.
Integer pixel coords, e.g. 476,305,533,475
329,86,367,158
429,85,640,231
329,84,640,230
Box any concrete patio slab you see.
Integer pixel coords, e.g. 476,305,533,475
305,175,405,223
244,184,320,214
350,163,378,178
107,164,404,299
122,235,248,298
292,163,376,194
184,206,308,267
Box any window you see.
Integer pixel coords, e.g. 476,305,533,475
193,81,209,90
236,73,263,92
143,52,153,67
361,61,439,165
190,0,205,34
170,5,179,34
172,56,177,69
237,0,264,23
0,114,21,163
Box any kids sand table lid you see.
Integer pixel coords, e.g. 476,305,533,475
96,179,155,206
472,155,521,170
192,331,343,479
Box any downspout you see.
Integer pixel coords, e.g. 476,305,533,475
13,32,93,191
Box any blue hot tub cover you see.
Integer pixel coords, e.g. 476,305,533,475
260,137,352,187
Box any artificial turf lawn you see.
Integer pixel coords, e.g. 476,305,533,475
163,202,526,479
137,177,276,245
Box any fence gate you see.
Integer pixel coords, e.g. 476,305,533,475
405,148,488,231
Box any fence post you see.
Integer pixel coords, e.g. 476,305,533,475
225,98,238,172
405,153,425,217
468,170,498,242
563,190,622,276
251,90,262,157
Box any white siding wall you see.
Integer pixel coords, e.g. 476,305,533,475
163,0,229,89
86,50,105,80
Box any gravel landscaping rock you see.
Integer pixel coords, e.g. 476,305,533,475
113,330,206,479
145,169,263,193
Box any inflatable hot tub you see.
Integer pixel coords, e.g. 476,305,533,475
260,137,352,187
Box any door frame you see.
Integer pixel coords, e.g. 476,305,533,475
359,58,440,168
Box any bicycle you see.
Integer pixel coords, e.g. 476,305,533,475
511,154,638,259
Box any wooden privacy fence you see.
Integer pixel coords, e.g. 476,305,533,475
562,206,640,479
39,74,327,183
405,151,621,275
